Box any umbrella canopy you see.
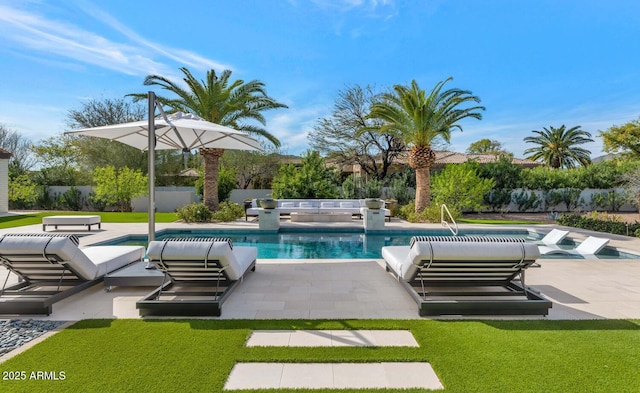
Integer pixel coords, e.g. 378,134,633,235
65,92,264,241
68,111,264,152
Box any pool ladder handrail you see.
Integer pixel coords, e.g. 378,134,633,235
441,204,459,236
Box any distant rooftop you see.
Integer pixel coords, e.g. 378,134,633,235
0,148,12,159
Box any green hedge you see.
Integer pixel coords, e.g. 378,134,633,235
556,213,640,237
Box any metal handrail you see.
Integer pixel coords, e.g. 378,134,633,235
440,204,459,236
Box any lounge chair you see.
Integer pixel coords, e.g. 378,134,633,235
0,233,145,315
540,229,569,245
538,236,609,257
136,238,257,317
382,236,552,316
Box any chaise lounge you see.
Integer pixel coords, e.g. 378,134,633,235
539,228,570,245
0,233,145,315
136,238,257,317
382,236,552,316
538,236,609,257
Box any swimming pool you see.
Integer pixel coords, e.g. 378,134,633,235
99,228,533,259
98,228,639,260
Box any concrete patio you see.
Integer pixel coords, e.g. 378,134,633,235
1,218,639,321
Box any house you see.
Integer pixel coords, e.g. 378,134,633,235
0,148,12,213
328,151,541,178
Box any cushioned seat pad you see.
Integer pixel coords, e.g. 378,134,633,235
146,240,257,281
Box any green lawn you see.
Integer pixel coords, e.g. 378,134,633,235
1,319,638,393
0,212,179,229
458,218,545,225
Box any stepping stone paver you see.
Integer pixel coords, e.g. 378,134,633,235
224,362,444,390
246,329,419,347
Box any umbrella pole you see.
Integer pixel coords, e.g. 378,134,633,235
148,91,156,242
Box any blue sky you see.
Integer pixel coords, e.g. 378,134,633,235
1,0,639,159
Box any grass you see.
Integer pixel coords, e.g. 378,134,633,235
0,212,178,229
1,319,639,393
458,218,545,225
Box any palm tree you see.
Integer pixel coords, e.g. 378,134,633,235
130,67,287,210
523,125,593,169
368,77,485,213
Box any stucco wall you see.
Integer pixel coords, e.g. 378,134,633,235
0,159,8,212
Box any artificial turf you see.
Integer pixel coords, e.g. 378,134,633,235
1,319,639,393
0,212,179,229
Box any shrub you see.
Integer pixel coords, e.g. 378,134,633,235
88,192,107,212
512,190,541,212
58,187,84,211
546,188,584,212
92,166,147,212
176,203,212,223
556,213,640,237
211,201,245,222
389,173,412,205
362,177,382,198
431,163,494,212
485,189,512,213
34,185,56,210
8,173,37,209
271,150,339,199
341,175,359,199
397,201,455,223
217,166,236,203
589,190,632,212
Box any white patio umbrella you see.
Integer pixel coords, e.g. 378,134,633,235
66,92,263,241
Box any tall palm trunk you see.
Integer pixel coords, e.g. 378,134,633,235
408,146,436,213
200,148,225,211
414,167,431,213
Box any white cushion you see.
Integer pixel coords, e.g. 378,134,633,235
42,215,101,225
82,246,145,277
383,241,540,281
0,235,144,280
320,202,335,208
281,202,296,208
146,240,257,281
299,202,314,208
339,202,354,208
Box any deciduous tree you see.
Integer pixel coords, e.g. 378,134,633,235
0,123,36,176
271,150,339,199
92,165,147,212
466,139,510,155
309,85,404,181
599,117,640,157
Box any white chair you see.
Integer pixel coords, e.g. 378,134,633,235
382,236,551,316
0,233,145,315
540,229,569,245
538,236,609,257
136,238,257,316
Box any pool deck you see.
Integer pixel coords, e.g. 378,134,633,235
1,217,640,321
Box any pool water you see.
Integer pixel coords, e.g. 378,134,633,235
102,228,529,259
102,229,639,260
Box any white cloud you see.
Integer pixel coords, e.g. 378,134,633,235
265,104,329,154
0,3,229,79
